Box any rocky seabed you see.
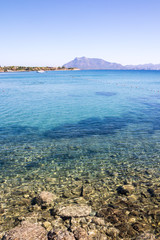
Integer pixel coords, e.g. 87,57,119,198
1,178,160,240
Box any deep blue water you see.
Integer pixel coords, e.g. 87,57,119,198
0,70,160,185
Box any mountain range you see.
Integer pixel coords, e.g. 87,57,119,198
63,57,160,70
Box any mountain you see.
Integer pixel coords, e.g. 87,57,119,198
125,63,160,70
63,57,160,70
63,57,125,70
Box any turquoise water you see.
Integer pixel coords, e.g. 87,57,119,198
1,70,160,129
0,70,160,232
1,70,160,178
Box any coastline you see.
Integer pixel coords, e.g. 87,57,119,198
0,68,80,73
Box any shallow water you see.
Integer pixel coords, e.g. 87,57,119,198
0,70,160,236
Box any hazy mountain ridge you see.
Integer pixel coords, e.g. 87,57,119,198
125,63,160,70
64,57,160,70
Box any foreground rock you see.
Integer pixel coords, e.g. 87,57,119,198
56,204,92,217
2,221,47,240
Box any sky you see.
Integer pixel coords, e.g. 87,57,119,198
1,0,160,66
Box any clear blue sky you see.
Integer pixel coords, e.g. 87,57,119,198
1,0,160,66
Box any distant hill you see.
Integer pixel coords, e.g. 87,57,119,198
63,57,124,70
63,57,160,70
125,63,160,70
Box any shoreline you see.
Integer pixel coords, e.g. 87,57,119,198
1,69,160,73
0,68,80,73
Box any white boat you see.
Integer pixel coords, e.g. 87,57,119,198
37,70,45,73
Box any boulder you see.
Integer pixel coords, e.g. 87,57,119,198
56,204,92,218
2,221,47,240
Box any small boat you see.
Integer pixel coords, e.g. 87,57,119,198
37,70,45,73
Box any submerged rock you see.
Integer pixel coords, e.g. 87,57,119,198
148,208,160,219
73,227,89,240
71,186,83,197
117,184,134,195
42,221,52,231
105,226,120,238
136,232,156,240
97,207,126,224
0,208,4,214
92,217,106,226
62,190,74,198
34,191,57,206
87,229,110,239
48,229,75,240
123,184,135,193
56,204,92,218
2,221,47,240
147,188,156,197
117,186,129,195
148,187,160,199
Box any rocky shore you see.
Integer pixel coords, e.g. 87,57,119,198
1,179,160,240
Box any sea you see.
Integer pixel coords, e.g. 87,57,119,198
0,70,160,235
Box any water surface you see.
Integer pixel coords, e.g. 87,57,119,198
0,70,160,234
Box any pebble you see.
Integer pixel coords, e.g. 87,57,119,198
43,221,52,231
